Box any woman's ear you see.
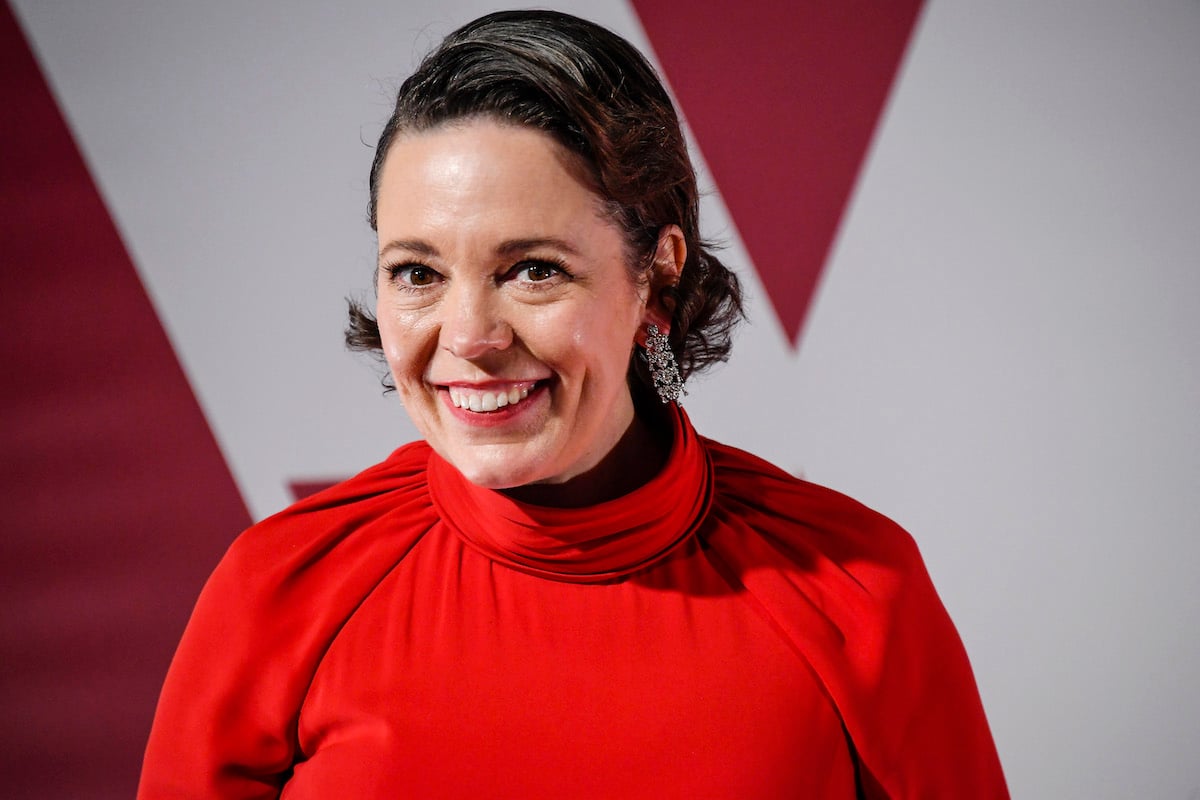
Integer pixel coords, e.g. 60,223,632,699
639,225,686,345
650,224,686,291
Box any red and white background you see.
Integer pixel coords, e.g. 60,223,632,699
3,1,1198,797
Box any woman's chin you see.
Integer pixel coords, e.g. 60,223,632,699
438,442,556,491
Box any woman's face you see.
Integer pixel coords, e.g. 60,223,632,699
374,120,657,490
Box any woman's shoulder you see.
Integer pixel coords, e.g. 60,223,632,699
140,440,441,793
265,439,434,520
700,435,921,571
216,439,439,583
698,435,1008,797
174,437,440,692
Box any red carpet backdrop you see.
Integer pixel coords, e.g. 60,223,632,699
2,1,1198,798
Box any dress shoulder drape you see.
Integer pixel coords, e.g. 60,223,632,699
138,408,1006,798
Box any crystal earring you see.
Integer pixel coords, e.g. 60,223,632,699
644,324,684,404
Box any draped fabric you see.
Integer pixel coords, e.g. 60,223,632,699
139,408,1006,798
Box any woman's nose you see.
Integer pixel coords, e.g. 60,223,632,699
440,283,512,359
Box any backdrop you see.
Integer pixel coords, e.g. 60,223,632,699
3,1,1198,798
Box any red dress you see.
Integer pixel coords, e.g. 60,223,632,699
139,408,1007,798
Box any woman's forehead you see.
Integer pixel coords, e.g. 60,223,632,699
375,121,613,239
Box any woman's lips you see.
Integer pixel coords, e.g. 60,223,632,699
447,382,534,412
437,380,546,422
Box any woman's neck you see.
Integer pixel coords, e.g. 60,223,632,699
500,410,670,508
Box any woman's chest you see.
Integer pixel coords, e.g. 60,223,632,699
286,530,857,798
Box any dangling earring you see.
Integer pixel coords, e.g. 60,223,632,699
644,323,684,404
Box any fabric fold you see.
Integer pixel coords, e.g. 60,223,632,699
428,405,713,582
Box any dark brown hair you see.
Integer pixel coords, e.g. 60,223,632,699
347,9,742,392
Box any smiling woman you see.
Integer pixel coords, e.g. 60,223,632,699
138,10,1007,799
372,122,679,503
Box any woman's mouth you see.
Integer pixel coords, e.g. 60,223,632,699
445,381,541,413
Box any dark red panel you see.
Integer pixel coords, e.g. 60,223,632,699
0,3,252,797
289,479,343,501
631,0,924,345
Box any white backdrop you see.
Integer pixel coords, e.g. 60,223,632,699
13,1,1200,797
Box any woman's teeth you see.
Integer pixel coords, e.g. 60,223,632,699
448,385,532,412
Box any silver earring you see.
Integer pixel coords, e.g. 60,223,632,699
645,324,684,404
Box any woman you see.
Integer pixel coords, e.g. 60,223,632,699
139,10,1007,798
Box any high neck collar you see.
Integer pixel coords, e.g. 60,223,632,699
427,405,713,584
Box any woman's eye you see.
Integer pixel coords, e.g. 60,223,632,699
388,264,442,287
514,260,565,283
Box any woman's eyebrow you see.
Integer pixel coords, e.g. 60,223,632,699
495,237,580,257
378,238,438,259
378,237,581,261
